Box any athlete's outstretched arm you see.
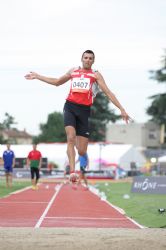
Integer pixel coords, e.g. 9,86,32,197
24,69,72,86
95,72,131,123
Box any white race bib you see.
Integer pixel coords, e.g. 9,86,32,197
71,77,91,93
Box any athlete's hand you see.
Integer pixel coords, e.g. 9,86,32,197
120,109,133,124
24,71,38,80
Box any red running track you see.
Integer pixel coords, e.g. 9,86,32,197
0,183,142,228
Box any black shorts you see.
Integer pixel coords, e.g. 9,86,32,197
63,101,91,138
31,167,40,180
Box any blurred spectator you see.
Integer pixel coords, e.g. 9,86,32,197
27,144,42,190
2,144,15,188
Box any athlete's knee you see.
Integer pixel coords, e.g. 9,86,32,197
67,134,76,145
78,149,87,156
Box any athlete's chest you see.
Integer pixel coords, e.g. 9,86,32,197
71,71,96,93
4,150,13,156
30,151,40,158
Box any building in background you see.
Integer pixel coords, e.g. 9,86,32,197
0,129,33,144
106,122,161,148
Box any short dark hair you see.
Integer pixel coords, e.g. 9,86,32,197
82,50,95,59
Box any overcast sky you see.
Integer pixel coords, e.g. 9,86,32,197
0,0,166,135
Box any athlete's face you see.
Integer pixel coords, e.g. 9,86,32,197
81,53,94,69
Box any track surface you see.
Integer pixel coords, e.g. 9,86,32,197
0,183,141,228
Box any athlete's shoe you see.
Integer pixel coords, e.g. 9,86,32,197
32,185,38,190
69,171,79,183
32,185,36,190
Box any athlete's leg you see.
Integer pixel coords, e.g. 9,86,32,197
5,172,9,188
30,168,36,189
65,126,76,172
80,166,88,188
35,168,40,185
79,172,83,184
64,102,89,183
9,172,13,188
76,103,90,156
63,101,77,173
33,168,40,189
76,137,88,185
83,173,88,187
76,136,88,156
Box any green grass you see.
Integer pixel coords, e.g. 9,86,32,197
0,179,31,198
96,181,166,228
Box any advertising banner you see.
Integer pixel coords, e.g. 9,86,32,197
131,176,166,194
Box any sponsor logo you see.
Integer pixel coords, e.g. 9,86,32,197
131,177,166,194
133,178,157,191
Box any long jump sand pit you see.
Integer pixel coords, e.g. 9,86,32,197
0,228,165,250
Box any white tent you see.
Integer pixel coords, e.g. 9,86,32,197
0,143,146,171
0,144,67,169
88,143,146,171
158,155,166,163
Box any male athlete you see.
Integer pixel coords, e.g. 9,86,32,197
25,50,131,183
3,144,15,188
27,144,42,190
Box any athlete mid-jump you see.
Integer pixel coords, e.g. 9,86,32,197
25,50,131,183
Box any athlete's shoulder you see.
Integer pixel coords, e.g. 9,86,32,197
37,150,42,156
90,68,102,79
28,150,33,156
93,69,102,77
92,68,98,73
91,69,101,97
67,66,81,75
93,70,104,82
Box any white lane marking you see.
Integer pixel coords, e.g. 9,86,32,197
125,216,145,229
104,199,145,229
89,185,144,229
0,186,32,199
34,184,62,228
10,186,32,194
45,216,129,221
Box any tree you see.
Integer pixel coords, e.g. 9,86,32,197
2,112,17,129
89,92,121,141
0,135,7,144
147,94,166,125
33,112,66,143
147,52,166,125
0,112,17,143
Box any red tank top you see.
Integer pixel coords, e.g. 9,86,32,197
66,68,97,106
